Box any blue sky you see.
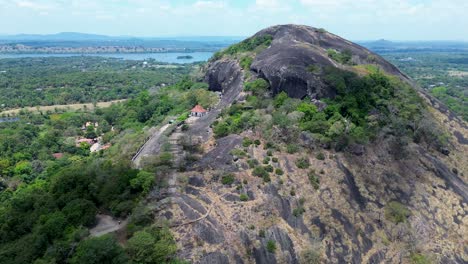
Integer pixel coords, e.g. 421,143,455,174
0,0,466,40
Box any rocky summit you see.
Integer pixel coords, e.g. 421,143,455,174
207,24,409,100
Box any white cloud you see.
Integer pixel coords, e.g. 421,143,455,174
15,0,55,10
255,0,281,10
193,1,225,9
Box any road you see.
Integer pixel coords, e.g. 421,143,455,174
132,124,171,168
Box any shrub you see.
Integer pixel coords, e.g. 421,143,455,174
302,248,321,264
263,174,271,183
295,157,310,169
263,157,270,164
316,152,326,160
254,139,261,146
247,159,259,168
240,56,253,70
290,188,296,196
410,253,431,264
272,157,278,163
275,168,284,175
242,137,253,147
240,193,249,201
385,201,411,224
245,79,270,97
286,144,299,154
266,150,273,156
259,229,266,238
308,171,320,190
293,207,305,217
266,240,277,253
230,148,246,158
253,166,269,178
221,174,235,185
264,165,274,173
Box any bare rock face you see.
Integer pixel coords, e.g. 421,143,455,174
206,24,410,99
205,58,242,93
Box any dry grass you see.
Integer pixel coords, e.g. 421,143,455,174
0,99,126,116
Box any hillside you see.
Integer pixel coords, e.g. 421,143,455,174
150,25,467,263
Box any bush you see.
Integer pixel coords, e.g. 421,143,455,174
385,201,411,224
290,188,296,196
259,229,266,238
266,240,276,253
316,152,325,160
272,157,278,163
264,165,274,173
253,166,269,178
263,157,270,164
302,248,321,264
240,56,253,70
240,193,249,202
254,139,261,146
221,174,235,185
247,159,259,168
308,171,320,190
263,174,271,183
266,150,273,156
275,168,284,175
286,144,299,154
410,253,431,264
242,137,253,147
295,157,310,169
293,207,305,217
230,148,247,158
245,79,269,97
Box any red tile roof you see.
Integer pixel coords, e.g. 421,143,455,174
191,105,207,113
52,153,64,159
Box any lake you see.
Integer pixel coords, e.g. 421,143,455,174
0,52,215,64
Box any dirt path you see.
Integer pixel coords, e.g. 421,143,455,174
0,100,126,116
90,214,128,237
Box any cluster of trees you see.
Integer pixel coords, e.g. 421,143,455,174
214,66,446,153
0,57,192,109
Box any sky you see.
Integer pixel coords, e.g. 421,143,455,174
0,0,467,41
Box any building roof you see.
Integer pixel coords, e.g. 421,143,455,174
52,153,64,159
191,104,207,113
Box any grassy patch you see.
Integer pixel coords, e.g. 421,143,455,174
385,201,411,224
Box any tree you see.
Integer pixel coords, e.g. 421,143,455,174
70,235,128,264
126,228,177,264
62,199,97,227
130,171,155,195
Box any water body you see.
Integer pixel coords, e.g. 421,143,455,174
0,52,215,64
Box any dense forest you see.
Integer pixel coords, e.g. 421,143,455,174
0,57,193,110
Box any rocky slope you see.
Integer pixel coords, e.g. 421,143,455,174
151,25,467,263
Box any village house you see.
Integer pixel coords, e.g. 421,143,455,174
190,105,208,117
75,138,96,147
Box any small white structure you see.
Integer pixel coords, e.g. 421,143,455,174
190,105,208,117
